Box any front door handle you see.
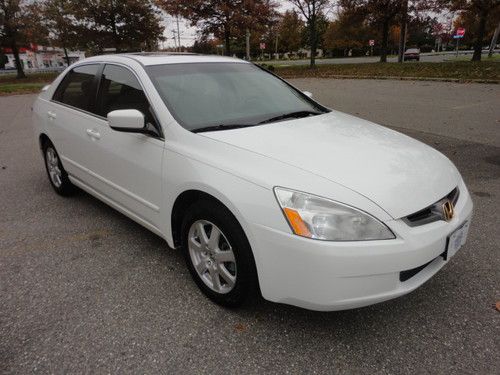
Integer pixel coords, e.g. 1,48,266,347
86,128,101,140
47,111,56,119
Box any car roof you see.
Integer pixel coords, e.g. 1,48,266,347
82,53,248,66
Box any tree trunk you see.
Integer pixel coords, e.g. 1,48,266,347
0,50,6,69
224,25,231,56
11,41,26,79
488,21,500,58
398,0,408,63
472,7,488,62
380,19,389,63
309,17,316,68
63,46,70,66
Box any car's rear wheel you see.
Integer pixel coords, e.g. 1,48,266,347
181,199,258,307
43,140,74,196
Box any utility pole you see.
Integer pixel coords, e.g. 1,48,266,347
176,16,181,52
488,21,500,58
246,28,250,60
398,0,409,63
172,30,177,51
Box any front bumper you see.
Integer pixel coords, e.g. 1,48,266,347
250,183,473,311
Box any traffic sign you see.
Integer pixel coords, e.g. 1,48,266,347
259,42,266,50
456,28,465,36
369,40,375,46
453,35,463,39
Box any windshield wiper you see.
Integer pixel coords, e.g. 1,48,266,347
192,124,257,133
257,110,323,125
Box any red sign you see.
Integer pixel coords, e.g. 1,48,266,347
369,40,375,46
259,42,266,50
456,28,465,36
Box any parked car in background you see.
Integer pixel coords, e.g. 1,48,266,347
32,53,472,311
404,48,420,61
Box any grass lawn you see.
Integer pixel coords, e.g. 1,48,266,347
0,72,59,95
269,61,500,83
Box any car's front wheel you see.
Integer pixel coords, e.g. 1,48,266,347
43,140,74,196
181,199,258,307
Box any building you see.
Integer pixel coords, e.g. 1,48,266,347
1,44,85,70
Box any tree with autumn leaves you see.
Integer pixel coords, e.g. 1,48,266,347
1,0,164,79
0,0,46,78
157,0,278,56
436,0,499,61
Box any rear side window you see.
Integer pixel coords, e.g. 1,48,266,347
53,64,99,112
97,65,157,128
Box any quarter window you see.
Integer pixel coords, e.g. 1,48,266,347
53,64,99,112
97,65,157,129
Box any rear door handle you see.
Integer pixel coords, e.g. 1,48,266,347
47,111,56,119
86,128,101,140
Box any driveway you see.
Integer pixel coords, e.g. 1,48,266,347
1,80,499,374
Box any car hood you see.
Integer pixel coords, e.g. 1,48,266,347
201,111,460,219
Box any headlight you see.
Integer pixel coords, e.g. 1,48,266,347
274,187,395,241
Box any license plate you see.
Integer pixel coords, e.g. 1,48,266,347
446,220,470,259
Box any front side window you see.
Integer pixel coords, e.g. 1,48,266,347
146,62,328,132
53,64,99,112
97,65,157,130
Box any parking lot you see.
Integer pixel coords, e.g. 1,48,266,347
1,79,499,374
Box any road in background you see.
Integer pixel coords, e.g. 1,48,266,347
266,51,500,65
1,82,499,374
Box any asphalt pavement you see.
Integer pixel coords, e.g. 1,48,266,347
1,80,499,374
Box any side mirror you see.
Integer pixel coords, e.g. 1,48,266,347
303,91,313,98
108,109,145,132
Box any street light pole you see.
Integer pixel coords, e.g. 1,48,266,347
246,28,250,60
176,16,181,52
398,0,409,63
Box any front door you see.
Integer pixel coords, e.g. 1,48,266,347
83,64,165,230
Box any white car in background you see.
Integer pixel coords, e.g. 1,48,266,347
32,54,473,311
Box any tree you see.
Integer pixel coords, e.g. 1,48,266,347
0,0,39,78
278,10,305,53
437,0,500,61
76,0,164,53
363,0,404,62
158,0,277,56
323,0,369,55
301,11,329,52
39,0,80,65
192,36,220,54
288,0,331,67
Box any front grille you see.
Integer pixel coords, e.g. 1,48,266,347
403,188,459,227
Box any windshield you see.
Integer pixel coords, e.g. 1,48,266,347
146,62,328,131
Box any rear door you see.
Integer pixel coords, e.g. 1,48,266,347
83,64,165,230
48,64,101,182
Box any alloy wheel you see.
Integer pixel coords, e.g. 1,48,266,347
46,147,62,188
188,220,237,294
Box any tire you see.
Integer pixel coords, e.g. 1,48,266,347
42,140,75,196
181,199,258,307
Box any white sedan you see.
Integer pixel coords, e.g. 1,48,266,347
32,54,473,311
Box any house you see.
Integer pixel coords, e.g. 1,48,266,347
1,44,85,70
